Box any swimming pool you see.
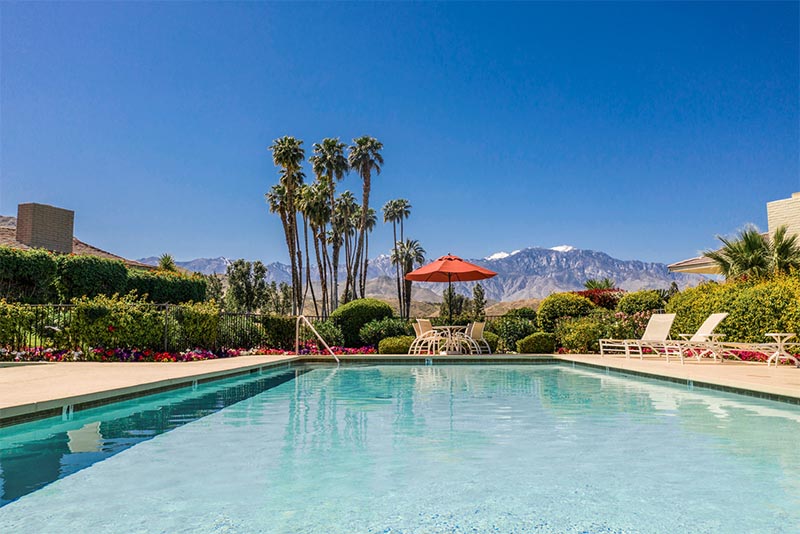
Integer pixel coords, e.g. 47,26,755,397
1,364,799,533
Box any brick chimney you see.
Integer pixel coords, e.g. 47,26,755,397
15,203,74,253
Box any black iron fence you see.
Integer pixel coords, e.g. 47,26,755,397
0,305,509,353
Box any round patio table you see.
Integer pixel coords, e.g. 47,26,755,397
433,326,467,354
765,333,799,367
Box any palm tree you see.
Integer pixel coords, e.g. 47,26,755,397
392,239,425,319
395,198,411,243
383,200,403,316
158,253,178,272
296,183,318,316
268,136,305,314
584,278,615,290
704,224,800,279
348,136,383,300
704,225,769,279
335,191,359,301
309,138,348,309
304,180,332,317
359,207,378,297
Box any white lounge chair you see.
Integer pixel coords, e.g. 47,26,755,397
665,313,728,363
600,313,676,358
464,321,491,354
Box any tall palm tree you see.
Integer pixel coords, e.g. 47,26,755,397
704,224,800,279
304,180,332,317
268,136,305,314
392,239,425,319
359,208,378,297
309,138,348,310
348,136,383,300
383,200,403,316
335,191,359,301
395,198,411,243
296,183,318,316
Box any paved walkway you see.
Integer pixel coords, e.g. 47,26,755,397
557,353,800,401
1,353,798,425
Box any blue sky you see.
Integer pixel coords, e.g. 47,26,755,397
2,2,798,265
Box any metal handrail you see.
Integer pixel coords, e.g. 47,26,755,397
295,315,339,364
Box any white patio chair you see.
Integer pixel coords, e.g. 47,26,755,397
463,321,491,354
408,319,444,355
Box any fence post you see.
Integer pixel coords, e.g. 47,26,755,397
163,304,169,353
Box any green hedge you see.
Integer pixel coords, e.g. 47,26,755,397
260,314,295,349
56,255,129,301
489,317,537,352
126,270,206,304
359,317,413,347
666,277,800,342
616,290,664,315
0,248,58,303
483,331,500,353
330,298,394,347
311,320,345,347
537,293,596,332
516,332,556,354
378,335,415,354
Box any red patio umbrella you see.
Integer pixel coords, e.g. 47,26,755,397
405,254,497,323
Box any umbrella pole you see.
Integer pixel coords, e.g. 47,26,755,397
448,274,452,324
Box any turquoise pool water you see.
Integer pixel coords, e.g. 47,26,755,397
1,364,799,533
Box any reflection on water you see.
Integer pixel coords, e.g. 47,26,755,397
0,367,301,506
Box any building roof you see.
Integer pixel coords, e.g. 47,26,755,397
667,255,721,275
0,225,154,270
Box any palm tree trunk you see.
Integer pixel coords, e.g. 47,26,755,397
360,233,369,298
353,173,370,302
302,215,318,316
314,227,328,317
392,223,402,317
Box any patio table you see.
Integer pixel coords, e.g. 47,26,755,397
434,326,467,355
765,333,799,367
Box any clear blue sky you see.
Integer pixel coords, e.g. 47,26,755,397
2,2,798,265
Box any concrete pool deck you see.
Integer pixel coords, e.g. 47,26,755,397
1,353,798,426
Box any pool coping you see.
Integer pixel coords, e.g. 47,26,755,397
1,353,798,427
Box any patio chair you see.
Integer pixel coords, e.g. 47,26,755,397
664,313,728,364
408,319,444,355
599,313,676,359
463,321,491,354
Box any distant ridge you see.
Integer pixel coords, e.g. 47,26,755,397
139,246,705,301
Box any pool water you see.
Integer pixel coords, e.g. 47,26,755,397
1,364,799,533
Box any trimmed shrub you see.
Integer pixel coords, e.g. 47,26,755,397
330,298,394,347
359,317,413,347
0,247,58,303
490,317,537,352
170,301,219,350
555,315,605,353
311,320,345,347
126,270,207,304
483,331,500,353
56,255,128,301
67,293,163,351
378,335,415,354
516,332,557,354
537,293,596,332
0,299,37,348
616,290,664,315
572,289,624,310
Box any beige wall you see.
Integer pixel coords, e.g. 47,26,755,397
15,203,74,253
767,192,800,237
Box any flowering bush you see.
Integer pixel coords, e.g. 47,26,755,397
572,289,625,310
258,341,377,356
1,346,246,363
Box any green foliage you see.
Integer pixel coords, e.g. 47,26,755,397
378,335,415,354
584,277,615,290
0,247,58,303
471,283,487,320
169,301,219,350
68,293,164,350
555,315,606,353
482,331,499,353
537,293,596,332
204,274,224,302
56,255,128,301
158,254,178,272
330,298,393,347
504,307,537,320
704,224,800,279
359,317,413,347
225,259,269,312
616,290,664,315
259,314,295,349
311,320,344,347
666,276,800,342
440,286,468,319
126,270,207,304
516,332,557,354
0,299,37,348
490,316,537,352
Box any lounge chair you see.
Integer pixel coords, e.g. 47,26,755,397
408,319,444,355
599,313,676,358
664,313,728,364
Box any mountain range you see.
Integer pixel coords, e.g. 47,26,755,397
139,246,704,302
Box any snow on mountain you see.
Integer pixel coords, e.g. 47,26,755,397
550,245,575,252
